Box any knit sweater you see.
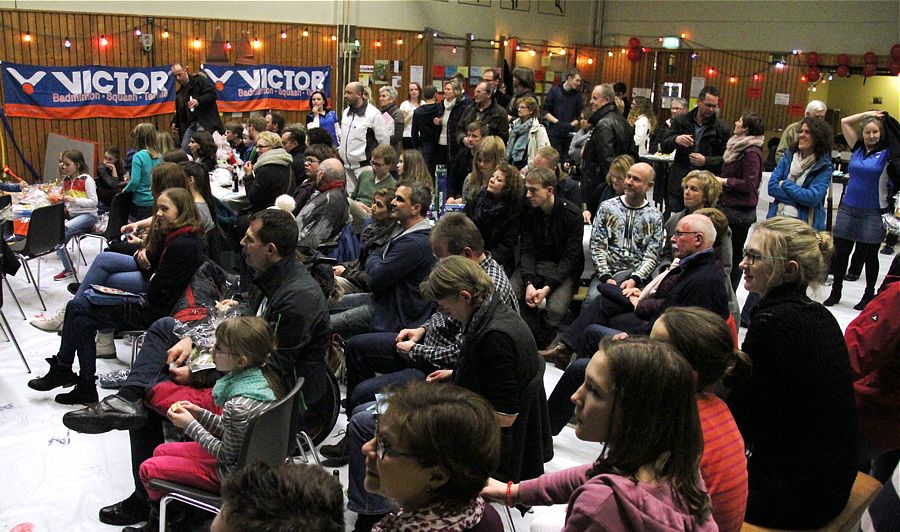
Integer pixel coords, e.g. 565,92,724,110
727,282,857,529
697,393,748,532
589,196,664,284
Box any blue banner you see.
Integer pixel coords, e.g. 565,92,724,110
201,63,331,112
2,62,174,119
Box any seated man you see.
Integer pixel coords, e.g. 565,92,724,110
330,181,436,338
320,213,518,465
295,158,350,250
544,214,730,432
62,209,331,528
530,145,582,209
582,161,664,309
333,187,401,296
511,167,584,347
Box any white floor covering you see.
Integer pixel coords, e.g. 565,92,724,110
0,218,894,531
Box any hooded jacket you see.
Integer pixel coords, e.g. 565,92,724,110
245,147,294,213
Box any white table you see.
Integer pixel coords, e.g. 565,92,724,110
211,177,249,213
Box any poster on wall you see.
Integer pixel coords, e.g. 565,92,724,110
411,66,424,85
203,64,331,112
374,61,390,84
2,62,174,119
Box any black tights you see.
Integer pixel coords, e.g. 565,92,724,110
832,237,880,292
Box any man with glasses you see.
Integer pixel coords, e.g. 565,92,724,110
456,81,509,145
481,67,510,109
170,62,223,154
660,85,731,217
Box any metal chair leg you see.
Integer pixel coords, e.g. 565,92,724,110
2,275,25,319
294,431,321,466
22,260,46,311
64,248,80,283
0,310,30,372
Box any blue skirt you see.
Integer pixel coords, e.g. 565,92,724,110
832,204,885,244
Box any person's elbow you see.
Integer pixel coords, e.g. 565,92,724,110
495,412,517,428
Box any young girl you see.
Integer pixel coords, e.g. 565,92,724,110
454,136,505,204
96,146,125,211
126,123,163,220
54,149,99,281
485,337,716,531
138,317,282,523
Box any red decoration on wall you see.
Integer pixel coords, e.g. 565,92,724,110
891,44,900,61
806,52,819,67
836,64,850,78
626,48,640,62
863,64,877,77
891,63,900,76
807,67,821,82
628,37,641,49
788,103,804,116
863,51,877,64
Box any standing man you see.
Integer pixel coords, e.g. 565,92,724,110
339,82,390,196
170,63,223,154
456,81,509,145
660,85,730,216
513,167,584,347
265,111,285,134
481,67,510,110
775,100,827,164
580,83,634,216
650,97,688,207
543,68,583,165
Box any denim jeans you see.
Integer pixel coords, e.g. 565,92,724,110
329,293,373,339
560,291,644,357
75,251,147,299
57,213,98,273
344,332,429,413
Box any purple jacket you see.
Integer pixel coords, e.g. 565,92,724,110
719,145,763,209
519,464,718,531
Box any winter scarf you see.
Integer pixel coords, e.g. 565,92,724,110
212,367,276,406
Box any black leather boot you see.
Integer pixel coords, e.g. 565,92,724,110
823,285,842,307
55,378,99,405
853,288,875,311
27,357,78,391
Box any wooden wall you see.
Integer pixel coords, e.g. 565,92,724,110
355,27,427,104
0,8,337,179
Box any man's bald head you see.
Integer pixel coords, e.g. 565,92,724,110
630,162,655,183
681,213,717,249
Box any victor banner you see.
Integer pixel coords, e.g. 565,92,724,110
2,62,175,119
201,63,331,112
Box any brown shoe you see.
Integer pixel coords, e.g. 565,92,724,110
538,342,573,369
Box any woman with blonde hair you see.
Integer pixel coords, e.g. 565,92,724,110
627,96,657,156
243,130,294,213
459,136,506,204
507,96,550,171
661,170,722,265
728,216,857,529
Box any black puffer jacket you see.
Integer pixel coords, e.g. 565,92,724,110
580,102,634,214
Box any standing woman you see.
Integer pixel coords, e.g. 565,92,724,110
378,86,405,152
627,96,657,156
400,82,422,149
436,80,464,171
188,130,218,174
126,123,163,220
825,111,890,309
53,150,99,281
729,216,857,529
506,67,536,120
766,117,834,230
507,97,550,171
306,90,339,147
717,112,765,290
484,337,716,531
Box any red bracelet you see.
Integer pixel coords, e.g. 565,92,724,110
506,480,514,507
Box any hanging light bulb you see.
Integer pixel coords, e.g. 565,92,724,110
608,51,614,57
302,30,309,37
753,74,761,81
225,40,232,51
729,76,737,83
490,40,495,46
331,35,337,41
691,53,698,59
281,30,287,39
529,49,536,56
253,38,262,49
192,37,202,49
99,35,109,47
559,48,565,55
375,39,383,48
503,39,509,46
548,52,553,58
134,27,142,37
470,34,476,41
64,36,71,48
587,58,594,64
397,38,403,45
23,31,32,43
620,48,626,54
162,29,170,39
515,45,520,51
707,67,716,76
451,46,457,54
681,33,686,39
800,74,808,82
417,33,424,39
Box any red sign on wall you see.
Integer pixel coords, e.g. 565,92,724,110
788,103,804,116
747,86,762,99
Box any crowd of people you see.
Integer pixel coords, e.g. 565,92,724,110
11,58,899,532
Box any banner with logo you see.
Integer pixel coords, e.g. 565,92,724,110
2,62,174,119
202,64,331,113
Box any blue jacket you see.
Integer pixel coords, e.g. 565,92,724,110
366,221,436,332
767,150,833,230
306,110,339,147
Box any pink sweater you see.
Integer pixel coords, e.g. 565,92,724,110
518,465,718,531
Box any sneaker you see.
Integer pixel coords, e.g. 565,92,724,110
96,332,117,359
99,369,130,389
53,270,75,281
30,307,66,333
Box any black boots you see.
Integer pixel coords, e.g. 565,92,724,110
823,285,842,307
27,357,78,391
853,289,875,311
55,379,99,405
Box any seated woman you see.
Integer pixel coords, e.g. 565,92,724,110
728,216,857,528
187,129,218,174
242,131,294,214
361,382,503,531
449,136,506,205
660,169,722,268
52,149,99,281
27,187,207,405
397,149,433,187
463,162,522,274
507,96,550,171
485,337,716,531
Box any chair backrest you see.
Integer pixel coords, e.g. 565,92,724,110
103,191,133,240
21,202,66,257
0,195,12,210
238,377,305,468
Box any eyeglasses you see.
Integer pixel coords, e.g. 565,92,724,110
304,157,319,164
742,249,785,265
373,419,417,461
257,144,271,150
673,230,702,237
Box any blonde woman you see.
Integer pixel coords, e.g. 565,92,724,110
627,96,657,156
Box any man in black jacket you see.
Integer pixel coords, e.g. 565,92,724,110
171,63,224,154
512,167,584,347
411,85,442,171
580,83,634,216
456,81,509,145
660,85,730,217
62,209,331,528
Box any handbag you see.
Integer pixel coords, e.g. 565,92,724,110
172,284,208,323
83,285,145,307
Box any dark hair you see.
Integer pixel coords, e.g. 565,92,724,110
524,166,557,189
249,208,299,257
698,85,719,101
493,161,523,200
304,144,337,165
431,212,485,255
512,67,536,92
657,307,751,389
104,146,125,177
178,161,216,214
381,382,500,510
219,462,344,532
309,90,330,111
566,68,581,80
422,84,437,100
613,81,627,94
190,130,217,159
247,114,267,133
588,337,712,523
741,112,765,136
399,179,433,218
60,149,88,175
306,128,334,147
283,127,307,148
267,111,285,133
150,162,190,198
224,121,244,137
793,117,833,157
163,150,189,164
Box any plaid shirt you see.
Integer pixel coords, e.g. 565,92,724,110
408,254,519,368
